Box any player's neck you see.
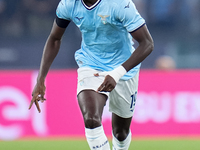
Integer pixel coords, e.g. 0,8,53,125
83,0,98,7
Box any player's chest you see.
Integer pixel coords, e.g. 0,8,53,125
71,3,117,31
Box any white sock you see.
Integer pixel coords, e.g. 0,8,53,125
112,131,132,150
85,126,111,150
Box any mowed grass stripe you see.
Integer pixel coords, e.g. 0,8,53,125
0,138,200,150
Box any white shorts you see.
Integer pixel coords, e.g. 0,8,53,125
77,67,139,118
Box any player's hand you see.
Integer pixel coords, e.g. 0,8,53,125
94,73,116,92
94,66,127,92
29,82,46,113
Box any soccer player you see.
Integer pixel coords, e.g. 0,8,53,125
29,0,154,149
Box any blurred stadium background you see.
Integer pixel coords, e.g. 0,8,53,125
0,0,200,149
0,0,200,69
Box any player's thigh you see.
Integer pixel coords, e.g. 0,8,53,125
78,90,107,128
78,90,107,118
77,67,109,117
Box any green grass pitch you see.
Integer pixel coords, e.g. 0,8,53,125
0,138,200,150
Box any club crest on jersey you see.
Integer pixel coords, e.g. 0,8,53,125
98,15,109,24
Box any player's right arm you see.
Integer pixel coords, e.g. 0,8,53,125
29,17,70,113
37,18,69,83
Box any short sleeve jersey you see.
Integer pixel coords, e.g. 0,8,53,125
56,0,145,80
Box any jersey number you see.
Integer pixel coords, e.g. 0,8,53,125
130,91,137,110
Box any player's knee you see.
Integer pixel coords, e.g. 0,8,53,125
113,130,129,141
84,116,101,129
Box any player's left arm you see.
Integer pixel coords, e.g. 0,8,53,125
96,24,153,92
122,24,154,71
96,1,153,92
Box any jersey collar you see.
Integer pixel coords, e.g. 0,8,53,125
81,0,101,10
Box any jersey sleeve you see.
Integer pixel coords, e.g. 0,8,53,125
56,16,70,28
56,0,72,21
116,0,145,32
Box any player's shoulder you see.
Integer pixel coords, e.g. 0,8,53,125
58,0,77,13
110,0,135,8
59,0,76,7
57,0,77,19
111,0,134,5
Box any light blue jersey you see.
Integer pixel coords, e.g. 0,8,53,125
56,0,145,80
